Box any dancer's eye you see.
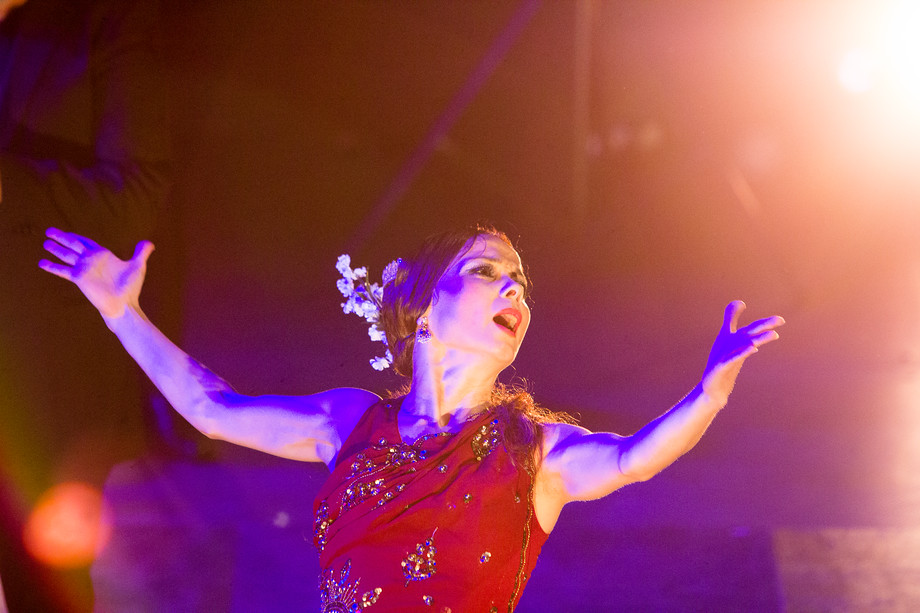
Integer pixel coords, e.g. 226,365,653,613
470,264,496,278
511,272,529,293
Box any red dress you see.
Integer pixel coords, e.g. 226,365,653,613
312,398,548,612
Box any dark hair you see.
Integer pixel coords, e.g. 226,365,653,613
379,225,575,470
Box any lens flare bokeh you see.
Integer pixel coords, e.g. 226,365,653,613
23,482,112,569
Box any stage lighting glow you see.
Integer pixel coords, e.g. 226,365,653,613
23,482,113,569
838,2,920,101
881,2,920,97
838,49,876,94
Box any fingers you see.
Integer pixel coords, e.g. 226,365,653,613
715,302,783,363
42,238,80,265
741,315,786,336
132,240,155,264
38,259,74,281
750,329,780,348
724,300,785,336
40,228,82,280
45,227,97,253
720,331,777,371
736,342,759,361
722,300,746,333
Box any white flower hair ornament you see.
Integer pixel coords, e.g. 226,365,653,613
336,255,402,371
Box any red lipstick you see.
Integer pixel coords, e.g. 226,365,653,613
493,308,522,336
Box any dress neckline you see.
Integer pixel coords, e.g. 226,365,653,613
386,396,492,446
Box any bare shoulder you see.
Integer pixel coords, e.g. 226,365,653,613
540,421,593,458
533,421,595,533
536,420,632,505
538,420,628,487
310,386,380,433
309,387,380,413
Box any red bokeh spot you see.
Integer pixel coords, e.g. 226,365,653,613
23,482,113,569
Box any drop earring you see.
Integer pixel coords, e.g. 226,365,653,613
416,315,431,344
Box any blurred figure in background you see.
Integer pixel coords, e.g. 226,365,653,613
0,0,170,609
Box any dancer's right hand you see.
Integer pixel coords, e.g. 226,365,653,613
39,227,154,319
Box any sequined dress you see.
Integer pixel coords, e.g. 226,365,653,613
312,398,549,612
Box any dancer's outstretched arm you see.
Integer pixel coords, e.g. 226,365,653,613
534,301,784,531
39,227,375,465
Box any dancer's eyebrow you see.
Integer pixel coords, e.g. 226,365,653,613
459,256,529,288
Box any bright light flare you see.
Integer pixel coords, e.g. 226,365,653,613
828,0,920,181
838,2,920,100
838,48,876,94
881,2,920,97
23,482,113,569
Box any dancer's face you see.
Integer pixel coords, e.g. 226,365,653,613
426,234,530,368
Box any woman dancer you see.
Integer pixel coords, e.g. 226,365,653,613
40,225,783,612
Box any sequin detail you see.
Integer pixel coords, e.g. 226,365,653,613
314,433,449,552
402,532,438,585
319,559,382,612
471,418,502,460
479,552,492,564
342,478,385,514
314,501,331,551
422,595,433,606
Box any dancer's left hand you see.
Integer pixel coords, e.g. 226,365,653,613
701,300,784,404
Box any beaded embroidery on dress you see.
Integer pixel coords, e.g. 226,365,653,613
319,559,382,612
312,398,549,612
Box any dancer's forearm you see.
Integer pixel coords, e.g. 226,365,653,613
104,304,234,438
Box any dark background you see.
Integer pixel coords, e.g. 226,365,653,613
91,0,920,610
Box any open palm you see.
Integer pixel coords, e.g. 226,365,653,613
39,227,154,319
701,300,784,404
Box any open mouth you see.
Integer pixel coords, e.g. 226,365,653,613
492,309,521,335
